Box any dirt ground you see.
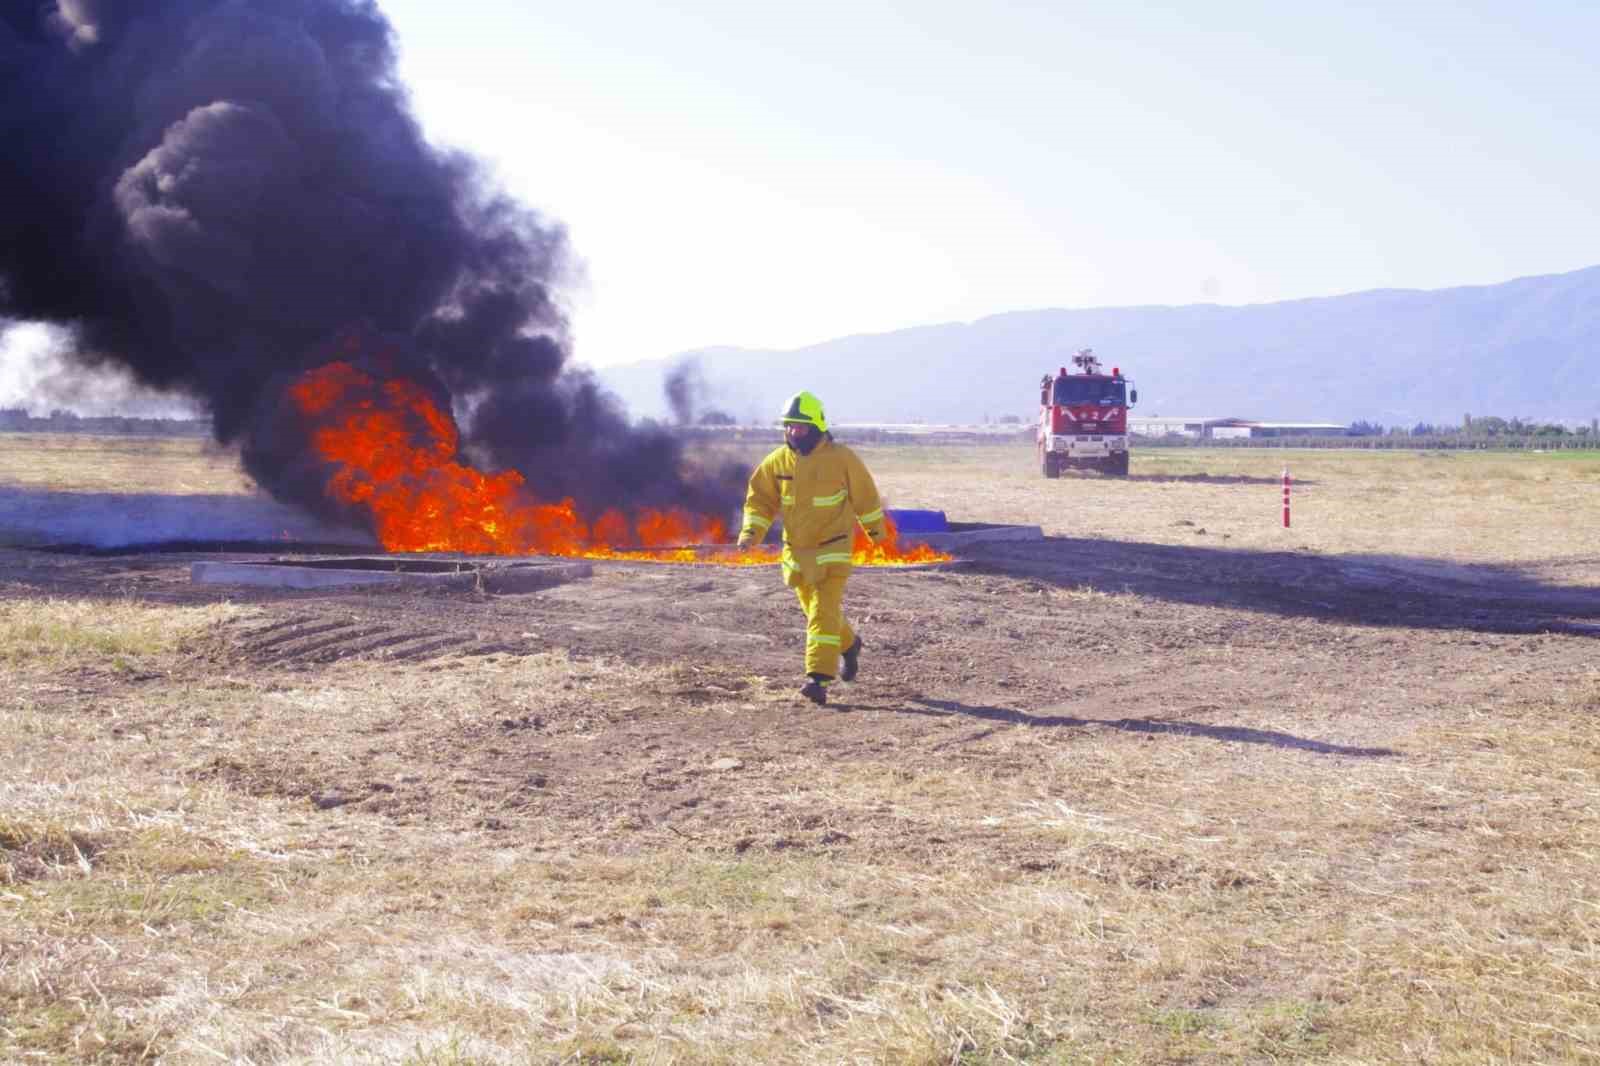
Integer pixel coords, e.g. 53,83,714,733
6,510,1598,845
3,439,1599,1064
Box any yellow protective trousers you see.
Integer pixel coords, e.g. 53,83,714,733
792,569,856,680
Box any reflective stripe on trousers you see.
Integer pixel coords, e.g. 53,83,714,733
792,569,855,679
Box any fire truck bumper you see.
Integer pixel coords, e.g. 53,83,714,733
1048,435,1127,457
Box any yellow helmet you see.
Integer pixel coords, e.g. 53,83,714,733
779,391,828,433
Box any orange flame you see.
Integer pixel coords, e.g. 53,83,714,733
288,361,949,566
853,514,950,566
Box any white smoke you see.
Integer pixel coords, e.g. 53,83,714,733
47,0,100,51
0,322,201,417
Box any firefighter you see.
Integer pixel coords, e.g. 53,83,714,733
737,391,887,706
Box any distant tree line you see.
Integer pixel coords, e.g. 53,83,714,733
0,407,211,437
1325,415,1599,450
1204,435,1600,451
1348,415,1597,440
1138,413,1600,451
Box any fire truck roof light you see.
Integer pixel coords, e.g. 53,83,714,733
1113,367,1120,377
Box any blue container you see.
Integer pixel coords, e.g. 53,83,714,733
886,508,949,533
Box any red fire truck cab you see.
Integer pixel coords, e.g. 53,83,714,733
1037,348,1138,477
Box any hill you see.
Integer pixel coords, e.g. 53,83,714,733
596,265,1600,428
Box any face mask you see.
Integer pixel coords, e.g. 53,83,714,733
786,425,821,455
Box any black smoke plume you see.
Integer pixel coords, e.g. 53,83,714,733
0,0,742,536
664,357,706,425
664,356,739,427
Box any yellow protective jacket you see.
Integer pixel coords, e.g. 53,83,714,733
739,437,886,587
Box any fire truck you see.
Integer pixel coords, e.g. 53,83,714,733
1037,348,1138,477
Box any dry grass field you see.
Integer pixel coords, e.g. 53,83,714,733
3,434,1599,1065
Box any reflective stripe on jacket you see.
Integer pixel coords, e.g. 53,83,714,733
740,437,886,585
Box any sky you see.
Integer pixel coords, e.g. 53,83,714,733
4,0,1598,413
375,0,1600,370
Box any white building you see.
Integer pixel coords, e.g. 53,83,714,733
1131,417,1347,439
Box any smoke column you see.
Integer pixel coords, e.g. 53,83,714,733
0,0,742,530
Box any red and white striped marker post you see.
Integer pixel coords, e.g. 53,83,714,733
1281,466,1291,528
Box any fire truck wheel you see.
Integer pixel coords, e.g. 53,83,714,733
1042,452,1060,478
1108,453,1130,476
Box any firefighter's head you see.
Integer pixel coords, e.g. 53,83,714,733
780,391,828,455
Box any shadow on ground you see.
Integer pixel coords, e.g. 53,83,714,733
890,696,1398,757
1043,470,1315,487
0,486,372,550
965,536,1600,638
1117,473,1317,486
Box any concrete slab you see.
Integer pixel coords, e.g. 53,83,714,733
191,555,592,592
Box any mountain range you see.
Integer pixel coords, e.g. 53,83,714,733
596,265,1600,428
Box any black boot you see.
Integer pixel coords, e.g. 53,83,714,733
799,673,832,705
840,637,863,682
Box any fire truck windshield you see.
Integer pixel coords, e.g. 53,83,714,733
1053,378,1126,406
